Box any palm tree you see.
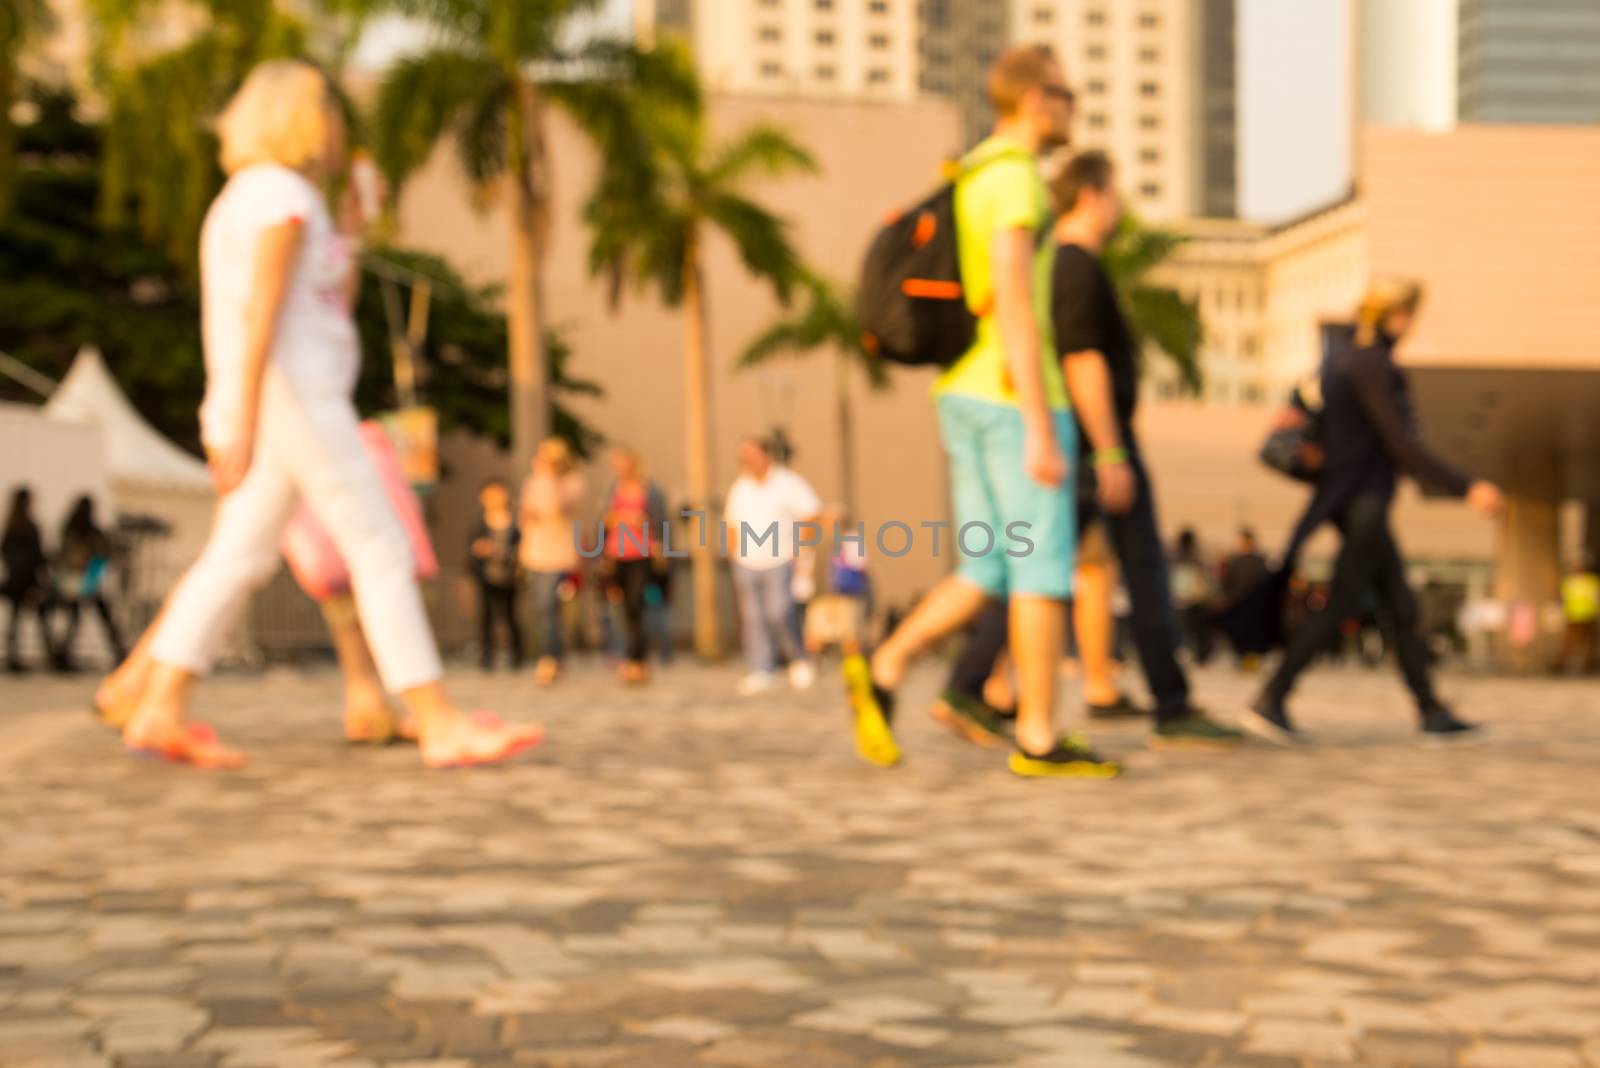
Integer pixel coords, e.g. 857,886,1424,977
0,0,54,218
367,0,691,476
585,53,816,658
739,272,887,516
1104,215,1204,394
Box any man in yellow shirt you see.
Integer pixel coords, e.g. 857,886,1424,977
845,45,1120,779
1556,554,1598,675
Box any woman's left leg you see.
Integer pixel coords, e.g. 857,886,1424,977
1371,524,1442,714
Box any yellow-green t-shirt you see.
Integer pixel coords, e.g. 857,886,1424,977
933,135,1069,412
1563,572,1599,623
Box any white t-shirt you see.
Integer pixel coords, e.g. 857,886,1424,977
198,163,360,449
724,466,823,572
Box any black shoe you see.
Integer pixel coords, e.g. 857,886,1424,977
930,690,1012,748
1086,693,1148,720
1151,710,1246,750
1420,704,1482,741
1239,697,1306,746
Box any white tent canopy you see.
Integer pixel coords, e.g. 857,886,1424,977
44,346,211,493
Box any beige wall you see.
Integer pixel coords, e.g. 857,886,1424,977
1360,124,1600,370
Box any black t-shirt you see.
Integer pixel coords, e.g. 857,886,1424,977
1051,243,1137,433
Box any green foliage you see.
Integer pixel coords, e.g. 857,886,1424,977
584,41,816,310
0,0,55,217
739,272,888,389
1103,216,1204,395
1,89,603,458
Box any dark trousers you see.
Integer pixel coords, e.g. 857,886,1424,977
948,450,1192,723
59,594,127,664
478,582,523,669
1263,492,1438,712
4,587,56,667
1178,603,1214,665
614,558,655,665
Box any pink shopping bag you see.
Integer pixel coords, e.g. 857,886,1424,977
281,422,439,602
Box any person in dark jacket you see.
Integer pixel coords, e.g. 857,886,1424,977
56,495,128,669
468,478,523,671
3,487,59,672
1240,279,1504,744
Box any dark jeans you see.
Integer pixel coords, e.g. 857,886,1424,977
1262,492,1438,712
59,594,127,664
948,450,1192,723
527,570,567,662
4,587,57,667
478,582,523,669
1178,603,1214,665
614,558,655,665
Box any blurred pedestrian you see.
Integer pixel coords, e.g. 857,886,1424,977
1170,527,1213,665
1239,279,1504,745
55,495,127,670
803,507,871,661
470,477,523,671
601,447,666,685
519,438,585,685
725,436,821,695
3,486,59,673
1555,555,1598,675
114,60,540,767
1219,527,1269,605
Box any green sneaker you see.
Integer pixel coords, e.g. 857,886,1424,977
1150,711,1246,750
930,690,1012,749
1008,733,1123,779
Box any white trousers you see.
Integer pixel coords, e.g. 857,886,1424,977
150,371,443,691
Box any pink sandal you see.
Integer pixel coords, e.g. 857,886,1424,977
419,711,544,769
126,721,247,769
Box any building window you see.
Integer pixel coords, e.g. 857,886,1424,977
1087,113,1107,129
759,61,783,78
869,32,890,49
758,0,778,6
867,67,891,85
815,0,834,8
1139,147,1160,163
1034,6,1053,23
815,64,836,81
869,0,888,11
1087,44,1106,61
815,29,835,45
1139,81,1159,97
1138,11,1160,28
758,25,781,43
1087,79,1107,95
1139,46,1160,62
1140,182,1161,199
1086,8,1106,26
1139,114,1160,130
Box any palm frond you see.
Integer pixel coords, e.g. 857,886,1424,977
371,49,507,189
707,124,818,187
1125,284,1203,395
703,191,803,303
739,274,888,388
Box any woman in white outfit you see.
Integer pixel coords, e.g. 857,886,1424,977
120,60,541,768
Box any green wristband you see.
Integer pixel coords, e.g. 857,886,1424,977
1092,447,1128,467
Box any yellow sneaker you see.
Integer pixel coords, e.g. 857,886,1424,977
843,654,902,768
1008,733,1123,779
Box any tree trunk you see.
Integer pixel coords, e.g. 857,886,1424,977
505,77,551,476
834,348,856,516
682,238,722,659
0,49,17,219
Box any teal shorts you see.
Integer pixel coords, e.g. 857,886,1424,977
937,394,1076,599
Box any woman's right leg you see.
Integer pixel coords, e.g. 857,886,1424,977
619,561,650,667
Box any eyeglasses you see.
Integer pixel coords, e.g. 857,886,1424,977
1043,84,1077,105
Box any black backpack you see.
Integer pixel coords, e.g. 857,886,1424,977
856,149,1029,368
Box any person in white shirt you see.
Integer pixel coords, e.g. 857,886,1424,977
112,60,541,768
723,437,822,694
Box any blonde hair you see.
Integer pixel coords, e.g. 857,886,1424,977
1354,277,1424,345
987,44,1059,117
216,59,336,176
537,437,573,475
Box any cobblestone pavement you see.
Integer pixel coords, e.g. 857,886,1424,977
2,660,1599,1068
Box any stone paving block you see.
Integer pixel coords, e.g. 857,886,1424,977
1245,1018,1361,1061
1356,1030,1463,1067
1460,1041,1585,1068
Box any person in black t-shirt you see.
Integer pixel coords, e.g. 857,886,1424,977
469,477,524,671
938,151,1241,749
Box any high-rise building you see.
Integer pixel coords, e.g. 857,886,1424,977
642,1,1239,220
1016,0,1236,220
1457,0,1600,123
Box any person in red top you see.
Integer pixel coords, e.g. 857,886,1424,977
602,447,667,685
